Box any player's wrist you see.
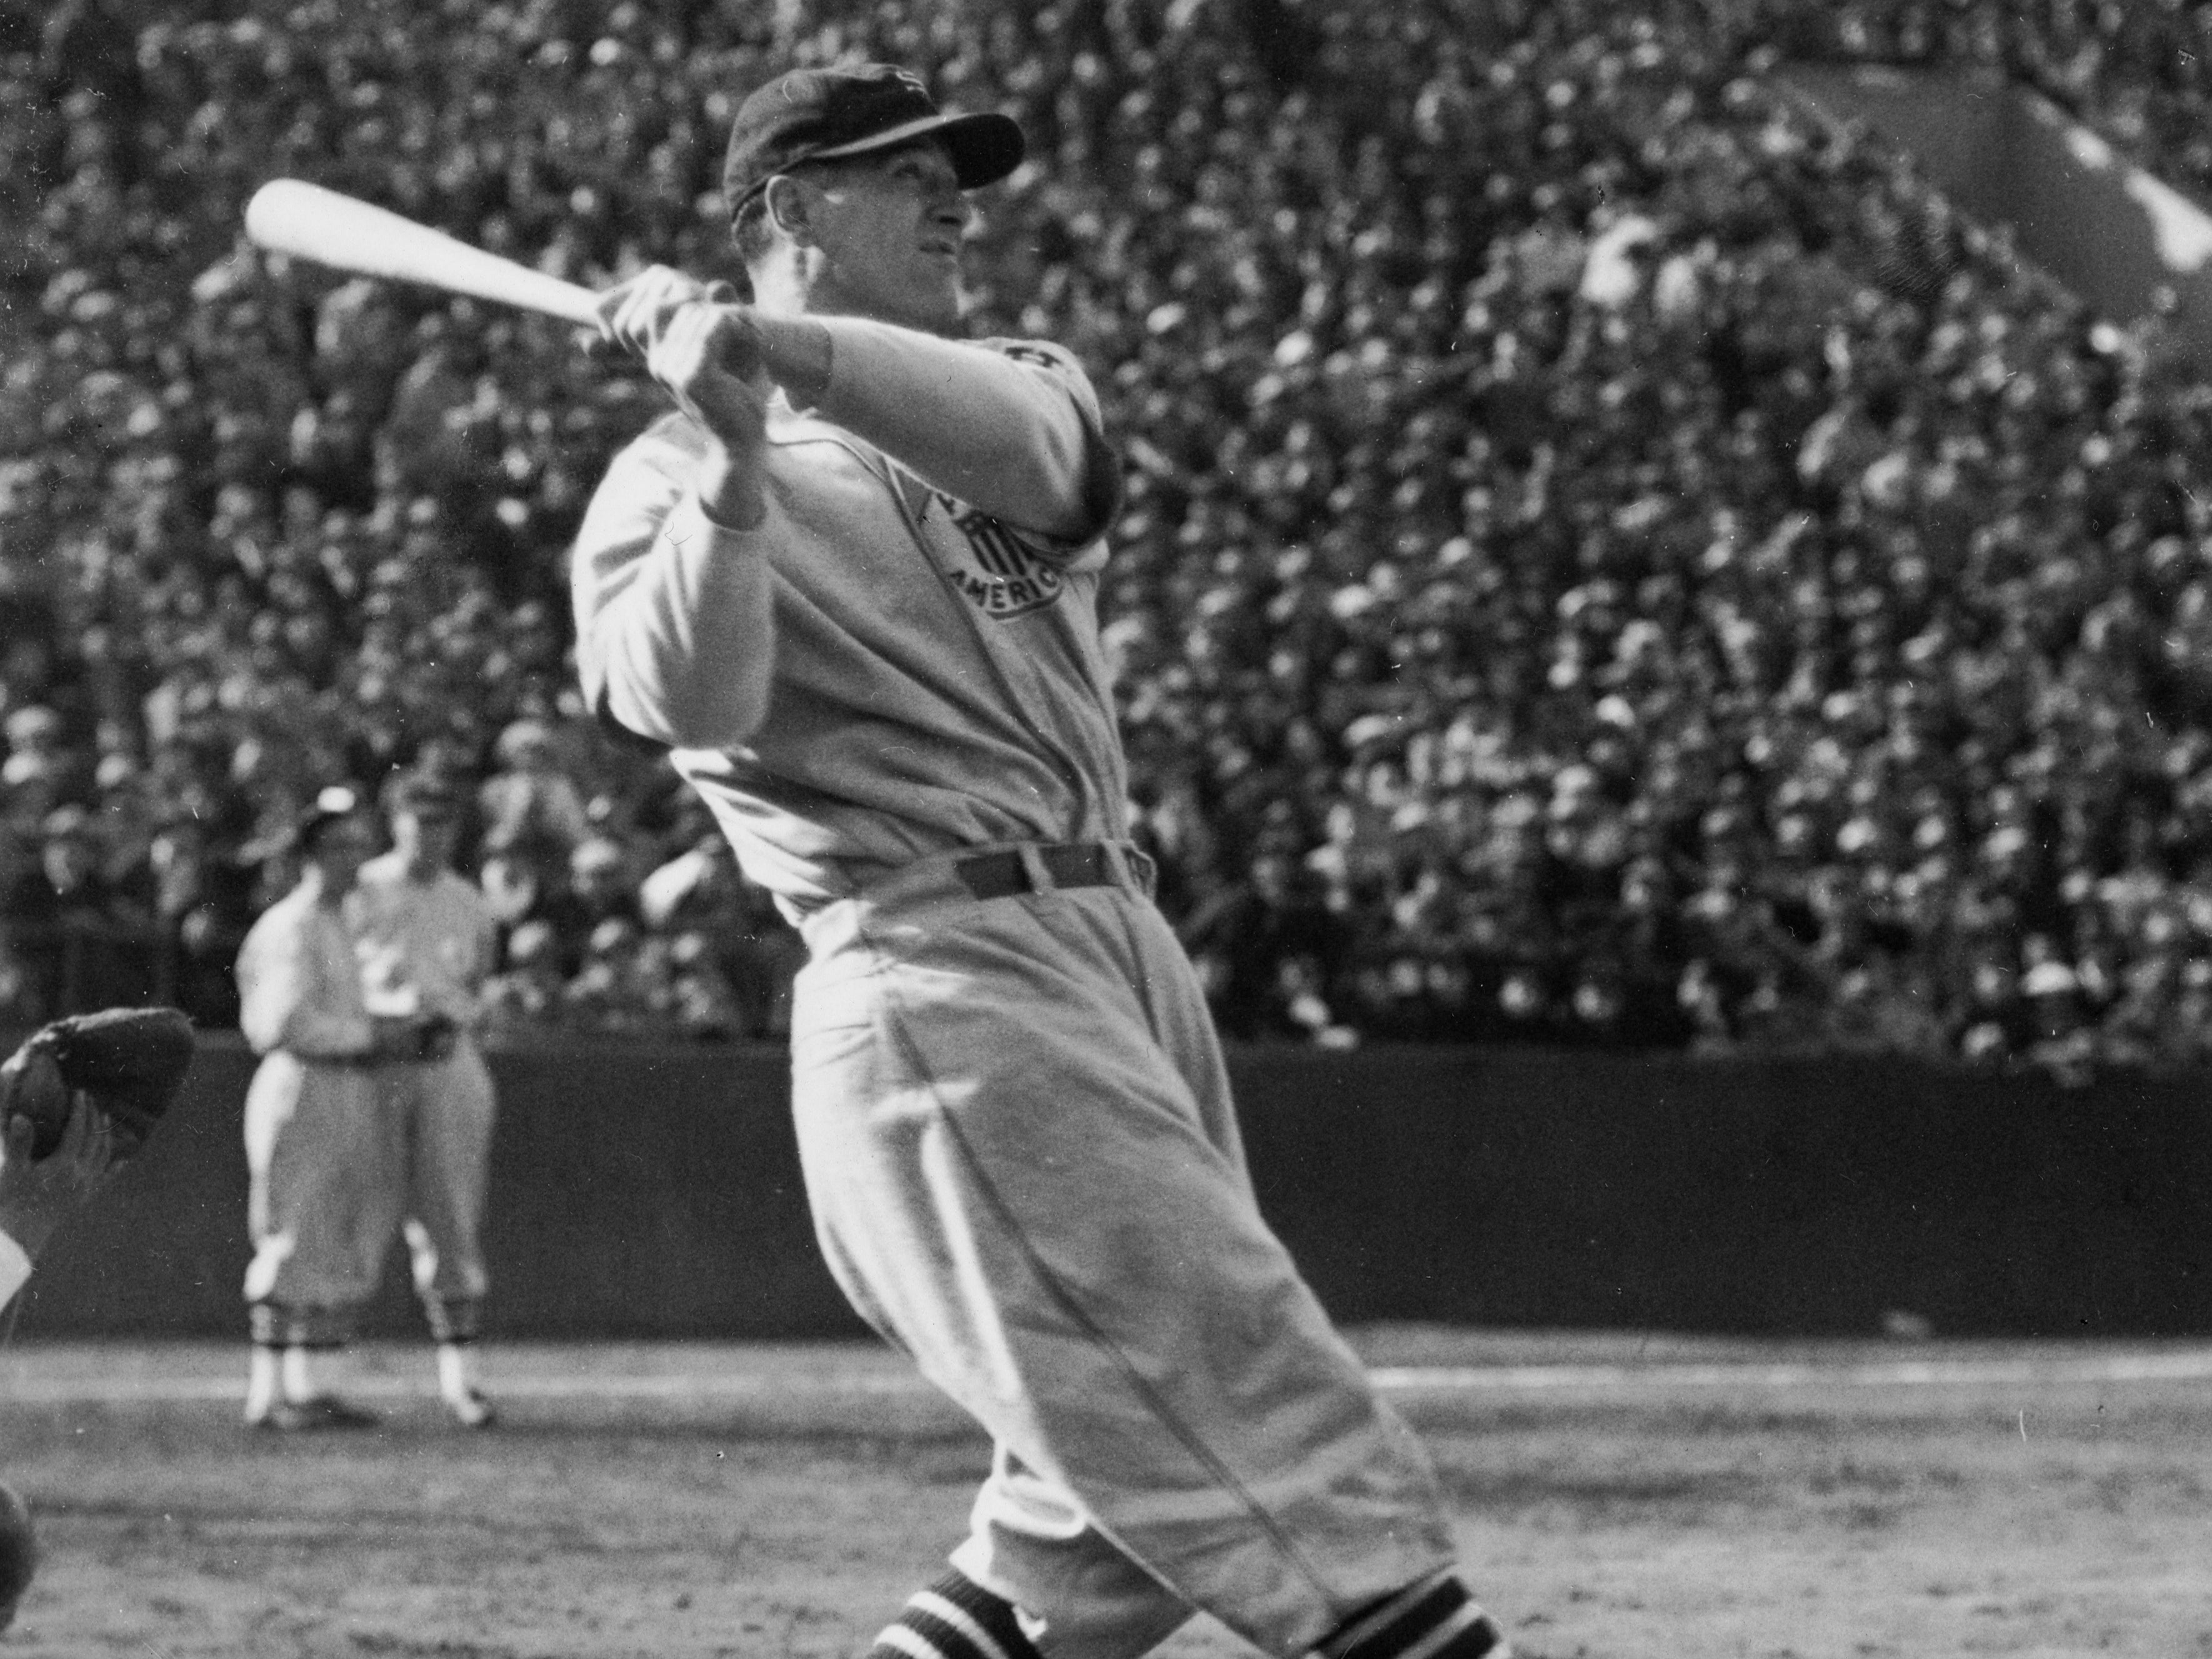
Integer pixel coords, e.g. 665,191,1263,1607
757,314,832,408
696,448,768,531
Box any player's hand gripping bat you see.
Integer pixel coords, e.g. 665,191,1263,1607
243,178,601,325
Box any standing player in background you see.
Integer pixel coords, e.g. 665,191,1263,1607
236,785,449,1431
578,63,1518,1659
351,770,502,1428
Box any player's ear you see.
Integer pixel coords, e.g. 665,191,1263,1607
762,174,812,246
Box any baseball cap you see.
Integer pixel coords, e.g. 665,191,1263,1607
294,784,369,852
721,63,1024,214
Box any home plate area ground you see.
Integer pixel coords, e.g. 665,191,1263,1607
4,1330,2208,1659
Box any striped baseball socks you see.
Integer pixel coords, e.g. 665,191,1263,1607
864,1568,1044,1659
1318,1570,1513,1659
862,1565,1508,1659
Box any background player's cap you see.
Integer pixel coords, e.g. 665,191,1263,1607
722,63,1024,214
293,783,369,853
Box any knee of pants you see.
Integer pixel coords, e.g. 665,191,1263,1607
404,1218,489,1303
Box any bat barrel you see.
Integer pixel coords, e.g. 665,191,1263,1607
243,178,602,327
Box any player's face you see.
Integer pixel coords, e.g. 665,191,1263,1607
309,816,376,890
803,140,971,333
397,808,460,870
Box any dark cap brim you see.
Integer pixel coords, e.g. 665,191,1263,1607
809,109,1026,189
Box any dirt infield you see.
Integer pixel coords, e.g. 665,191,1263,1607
4,1330,2208,1658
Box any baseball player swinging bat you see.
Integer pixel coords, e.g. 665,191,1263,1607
243,178,601,324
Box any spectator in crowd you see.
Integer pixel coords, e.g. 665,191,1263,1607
534,835,644,976
476,823,570,950
476,719,590,863
1179,849,1354,1042
634,825,802,1037
1,804,158,1018
560,916,656,1035
7,0,2212,1078
478,918,567,1040
637,825,749,936
146,810,254,1028
666,929,745,1042
3,706,78,801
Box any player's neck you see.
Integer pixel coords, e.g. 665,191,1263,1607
753,261,956,336
301,867,351,910
748,256,814,321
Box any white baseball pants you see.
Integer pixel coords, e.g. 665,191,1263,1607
244,1044,494,1343
789,845,1456,1659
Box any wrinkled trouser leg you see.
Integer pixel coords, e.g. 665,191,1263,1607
791,881,1456,1659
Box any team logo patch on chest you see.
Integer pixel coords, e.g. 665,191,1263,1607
932,494,1066,619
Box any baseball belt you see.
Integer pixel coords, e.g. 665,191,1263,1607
952,841,1156,901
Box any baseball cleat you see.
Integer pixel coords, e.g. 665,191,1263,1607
246,1393,381,1432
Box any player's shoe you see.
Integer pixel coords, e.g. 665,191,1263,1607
443,1387,498,1430
246,1393,381,1432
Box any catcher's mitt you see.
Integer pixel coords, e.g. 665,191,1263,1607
0,1007,196,1161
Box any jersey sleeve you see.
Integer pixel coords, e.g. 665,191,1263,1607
809,319,1123,551
570,414,779,751
979,337,1126,558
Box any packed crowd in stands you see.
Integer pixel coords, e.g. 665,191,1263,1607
6,0,2212,1078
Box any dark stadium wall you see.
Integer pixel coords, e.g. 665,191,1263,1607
15,1036,2210,1341
1778,63,2212,360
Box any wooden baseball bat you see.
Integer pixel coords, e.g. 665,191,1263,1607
243,178,601,326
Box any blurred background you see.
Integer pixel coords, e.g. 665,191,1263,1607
7,0,2212,1084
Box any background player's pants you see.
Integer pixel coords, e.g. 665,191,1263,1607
244,1053,385,1343
378,1043,497,1341
243,1045,496,1344
791,845,1458,1659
